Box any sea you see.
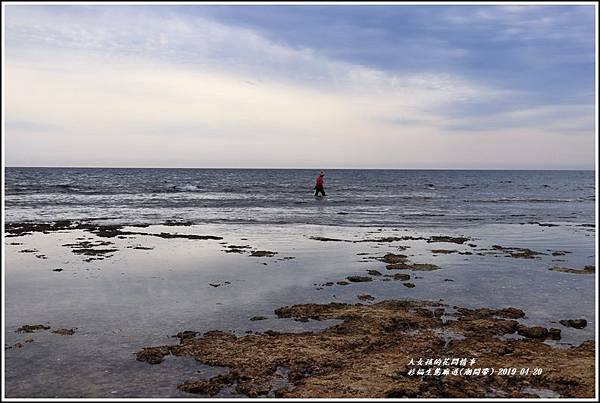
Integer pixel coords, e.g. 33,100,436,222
4,168,596,227
3,167,597,397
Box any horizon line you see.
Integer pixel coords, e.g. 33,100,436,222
4,165,596,171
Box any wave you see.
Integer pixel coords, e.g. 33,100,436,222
7,183,87,194
467,198,581,203
172,184,200,192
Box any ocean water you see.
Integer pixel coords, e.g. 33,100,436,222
4,168,595,227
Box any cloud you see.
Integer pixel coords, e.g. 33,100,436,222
3,5,596,169
4,5,487,96
5,118,59,133
443,5,593,41
442,104,595,134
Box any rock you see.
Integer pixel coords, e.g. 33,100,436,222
346,276,372,283
174,331,198,342
548,328,562,340
250,250,277,257
224,245,252,253
52,328,76,336
517,325,549,339
309,236,345,242
336,281,350,286
366,269,382,276
136,346,171,364
17,324,50,333
427,236,469,244
433,308,445,317
386,262,440,271
403,282,416,288
456,307,524,320
379,253,408,264
559,319,587,329
178,374,237,396
497,307,526,319
431,249,458,254
68,244,119,257
491,245,543,259
385,385,420,398
549,266,594,275
136,299,595,398
52,268,63,272
354,236,415,243
249,316,267,321
495,345,514,355
357,294,375,301
163,220,193,226
6,220,77,236
153,232,222,240
392,273,410,281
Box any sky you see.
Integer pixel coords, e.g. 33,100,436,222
3,3,597,169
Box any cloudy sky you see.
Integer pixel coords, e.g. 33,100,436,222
4,4,596,169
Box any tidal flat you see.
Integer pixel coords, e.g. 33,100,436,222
4,221,595,397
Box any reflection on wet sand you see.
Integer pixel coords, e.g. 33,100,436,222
4,221,595,397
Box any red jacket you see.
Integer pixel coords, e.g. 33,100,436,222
316,176,324,187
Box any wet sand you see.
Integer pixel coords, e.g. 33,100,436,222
4,220,596,397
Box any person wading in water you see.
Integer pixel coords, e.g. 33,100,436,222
314,171,326,197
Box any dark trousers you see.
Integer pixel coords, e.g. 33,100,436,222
315,186,326,196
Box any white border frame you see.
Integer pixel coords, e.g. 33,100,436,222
1,1,598,401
